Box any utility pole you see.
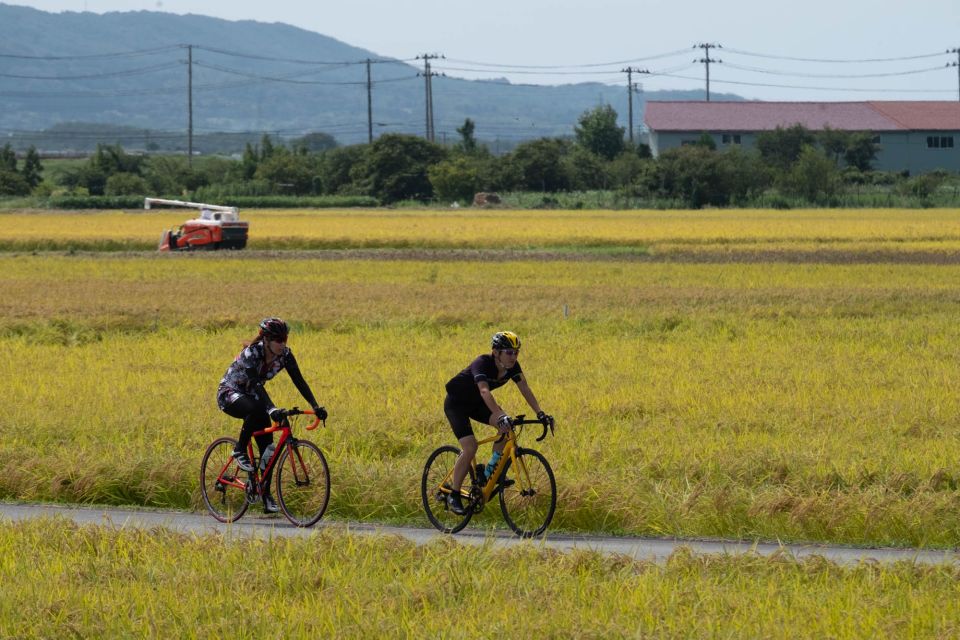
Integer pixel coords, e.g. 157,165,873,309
366,59,374,144
949,48,960,102
694,42,722,102
621,67,649,144
186,44,193,166
417,54,443,142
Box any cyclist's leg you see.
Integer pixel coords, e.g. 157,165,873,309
444,396,477,493
254,432,278,512
221,393,270,464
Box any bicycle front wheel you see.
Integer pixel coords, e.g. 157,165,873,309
275,439,330,527
200,436,249,523
499,447,557,538
421,445,472,534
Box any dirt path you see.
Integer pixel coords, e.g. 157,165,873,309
2,502,957,565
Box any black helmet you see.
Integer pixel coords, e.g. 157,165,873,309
258,317,289,341
491,330,521,351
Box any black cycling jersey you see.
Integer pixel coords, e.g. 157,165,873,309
217,341,317,411
445,354,523,405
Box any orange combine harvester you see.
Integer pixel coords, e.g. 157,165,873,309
145,197,249,251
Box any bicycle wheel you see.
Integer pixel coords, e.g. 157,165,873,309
200,436,249,523
421,445,473,534
275,439,330,527
499,447,556,538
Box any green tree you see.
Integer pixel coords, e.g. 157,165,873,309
505,138,571,192
756,124,817,171
105,172,150,196
291,132,338,154
355,134,446,203
321,144,369,195
818,127,849,165
454,118,480,155
89,144,143,175
0,170,29,196
695,133,717,150
844,132,879,172
563,146,608,190
255,149,322,194
143,156,207,195
781,145,840,203
259,135,276,162
0,144,16,173
607,152,650,189
574,105,625,161
21,146,43,189
654,145,759,208
240,143,259,180
428,155,485,202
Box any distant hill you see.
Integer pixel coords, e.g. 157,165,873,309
0,4,741,150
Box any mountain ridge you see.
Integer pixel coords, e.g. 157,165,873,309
0,3,739,148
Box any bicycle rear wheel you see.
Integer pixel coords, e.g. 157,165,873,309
421,445,473,534
275,439,330,527
499,447,556,538
200,436,249,523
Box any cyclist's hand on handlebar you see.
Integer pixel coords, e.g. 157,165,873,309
537,411,554,429
496,413,513,433
269,407,285,423
312,405,328,421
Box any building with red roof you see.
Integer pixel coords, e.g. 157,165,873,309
644,101,960,173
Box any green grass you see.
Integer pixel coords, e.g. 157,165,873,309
1,518,958,639
3,255,960,545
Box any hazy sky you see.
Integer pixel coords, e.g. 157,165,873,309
8,0,960,101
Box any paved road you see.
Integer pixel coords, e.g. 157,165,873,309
2,502,958,566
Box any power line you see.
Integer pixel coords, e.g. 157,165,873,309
0,62,181,80
0,45,181,60
723,48,948,64
722,62,948,79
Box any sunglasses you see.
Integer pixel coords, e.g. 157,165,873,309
268,336,287,344
498,349,519,356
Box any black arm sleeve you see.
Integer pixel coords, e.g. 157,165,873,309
285,351,318,408
253,381,274,410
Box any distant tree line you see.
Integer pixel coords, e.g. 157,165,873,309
2,107,957,208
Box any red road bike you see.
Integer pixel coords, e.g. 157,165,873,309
200,408,330,527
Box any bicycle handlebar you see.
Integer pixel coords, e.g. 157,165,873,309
508,414,555,442
272,407,325,432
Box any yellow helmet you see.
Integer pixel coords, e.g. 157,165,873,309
491,331,521,351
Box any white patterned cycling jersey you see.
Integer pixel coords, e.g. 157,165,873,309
216,341,317,411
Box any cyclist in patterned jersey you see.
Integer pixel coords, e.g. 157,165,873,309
443,331,554,515
217,317,327,513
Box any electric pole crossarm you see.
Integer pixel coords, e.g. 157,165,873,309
693,42,722,101
417,53,444,142
621,67,649,144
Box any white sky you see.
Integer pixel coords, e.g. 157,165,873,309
8,0,960,101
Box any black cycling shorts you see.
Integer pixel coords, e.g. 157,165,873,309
444,394,492,440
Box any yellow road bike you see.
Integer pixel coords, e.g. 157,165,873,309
421,414,556,537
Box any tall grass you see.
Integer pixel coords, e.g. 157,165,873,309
6,208,960,254
4,255,960,545
0,518,957,639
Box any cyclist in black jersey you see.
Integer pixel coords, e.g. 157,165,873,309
443,331,553,515
217,317,327,513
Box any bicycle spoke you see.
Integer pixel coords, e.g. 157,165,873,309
499,448,556,538
421,445,473,534
200,437,249,523
275,440,330,527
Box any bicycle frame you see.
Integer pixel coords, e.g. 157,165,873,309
446,415,549,506
214,409,322,496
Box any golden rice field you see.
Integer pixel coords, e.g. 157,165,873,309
3,207,960,548
1,518,957,639
6,207,960,256
4,207,960,637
